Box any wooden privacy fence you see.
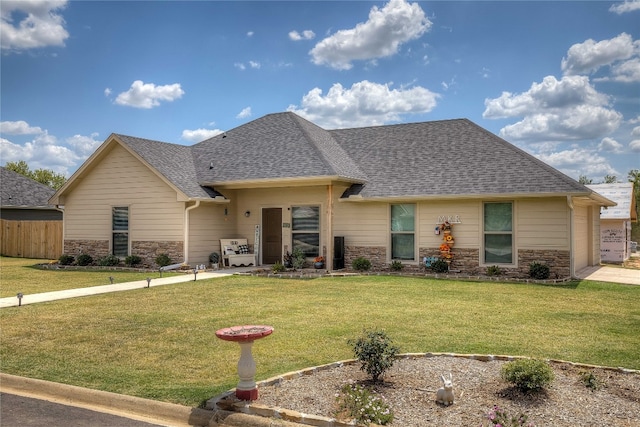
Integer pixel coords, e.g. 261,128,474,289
0,219,63,260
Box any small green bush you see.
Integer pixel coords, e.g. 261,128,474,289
501,359,554,392
390,260,403,271
271,261,285,273
352,257,372,271
209,252,220,264
486,265,502,276
579,370,604,391
155,253,172,267
76,253,93,266
58,254,74,265
98,254,120,267
335,383,393,426
291,248,306,270
529,262,550,280
349,328,399,383
125,255,142,267
430,259,449,273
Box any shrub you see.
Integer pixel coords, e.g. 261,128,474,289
430,259,449,273
98,254,120,267
486,265,502,276
155,253,172,267
579,370,604,391
271,261,285,273
76,253,93,266
58,254,74,265
209,252,220,265
335,383,393,426
501,359,554,392
349,329,399,383
352,257,372,272
291,248,306,270
390,260,403,271
125,255,142,267
483,405,535,426
529,262,550,280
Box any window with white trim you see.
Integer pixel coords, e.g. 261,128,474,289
112,206,129,257
391,204,415,260
292,206,319,257
483,202,513,264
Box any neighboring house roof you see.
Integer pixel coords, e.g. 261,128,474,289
1,167,57,209
587,183,637,221
50,112,615,206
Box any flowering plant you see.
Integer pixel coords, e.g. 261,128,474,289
314,256,324,263
335,383,393,425
439,243,450,252
444,234,454,242
483,405,535,427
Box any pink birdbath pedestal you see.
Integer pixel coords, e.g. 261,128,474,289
215,325,274,401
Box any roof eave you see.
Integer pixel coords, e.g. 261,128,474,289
203,175,365,190
339,191,617,203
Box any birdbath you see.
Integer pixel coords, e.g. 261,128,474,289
215,325,274,401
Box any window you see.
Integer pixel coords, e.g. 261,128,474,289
483,202,513,264
112,206,129,257
292,206,319,257
391,204,415,260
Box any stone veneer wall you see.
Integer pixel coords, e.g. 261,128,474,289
64,240,110,259
347,245,570,279
63,239,184,267
132,241,184,267
345,246,386,270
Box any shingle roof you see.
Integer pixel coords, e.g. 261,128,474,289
113,134,224,200
192,112,367,184
105,113,598,202
1,167,56,207
330,118,590,199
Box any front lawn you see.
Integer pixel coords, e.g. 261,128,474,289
0,257,179,297
1,271,638,407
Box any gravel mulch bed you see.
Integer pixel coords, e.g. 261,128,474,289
255,355,640,426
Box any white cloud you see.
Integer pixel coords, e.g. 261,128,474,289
66,133,101,157
609,0,640,14
310,0,431,70
561,33,638,76
598,137,624,153
234,63,246,70
601,57,640,83
289,30,315,41
287,80,439,128
536,148,617,178
247,31,254,37
248,61,260,69
114,80,184,109
0,120,43,135
0,131,81,176
631,126,640,137
235,61,260,70
236,107,252,119
181,128,224,143
0,0,69,51
629,140,640,152
104,88,112,97
483,75,622,142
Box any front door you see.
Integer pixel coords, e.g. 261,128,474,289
262,208,282,264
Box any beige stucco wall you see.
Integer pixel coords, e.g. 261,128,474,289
63,144,185,245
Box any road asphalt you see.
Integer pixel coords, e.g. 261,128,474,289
1,261,638,426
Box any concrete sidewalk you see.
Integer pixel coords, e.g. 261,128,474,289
575,264,640,285
0,268,252,308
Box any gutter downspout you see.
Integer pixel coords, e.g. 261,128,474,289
184,200,200,264
567,196,574,278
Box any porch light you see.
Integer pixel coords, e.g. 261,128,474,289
245,210,251,217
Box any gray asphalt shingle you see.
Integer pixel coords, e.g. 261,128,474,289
111,112,593,201
1,167,56,207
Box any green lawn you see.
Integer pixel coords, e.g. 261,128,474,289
1,258,639,407
0,257,179,297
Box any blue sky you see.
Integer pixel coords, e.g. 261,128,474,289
1,0,639,182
